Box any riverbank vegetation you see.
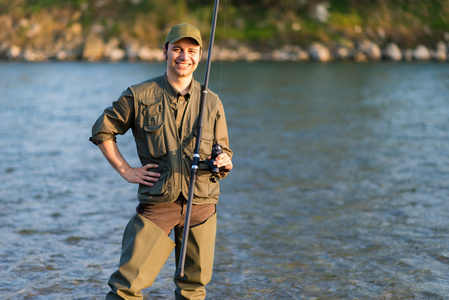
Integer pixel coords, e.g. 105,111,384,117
1,0,448,61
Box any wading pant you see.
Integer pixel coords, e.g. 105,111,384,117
106,201,217,300
106,213,175,300
174,213,217,300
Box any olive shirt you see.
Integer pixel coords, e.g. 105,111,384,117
90,74,232,205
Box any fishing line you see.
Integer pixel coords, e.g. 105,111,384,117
217,0,228,96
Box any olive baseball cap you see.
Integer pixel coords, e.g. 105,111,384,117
165,23,202,48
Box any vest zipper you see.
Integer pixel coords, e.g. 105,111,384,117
179,135,183,195
178,120,184,196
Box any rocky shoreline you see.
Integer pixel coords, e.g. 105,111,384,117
1,38,448,63
1,22,448,63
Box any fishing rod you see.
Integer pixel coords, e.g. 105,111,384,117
176,0,221,278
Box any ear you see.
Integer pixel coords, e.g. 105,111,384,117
163,46,168,60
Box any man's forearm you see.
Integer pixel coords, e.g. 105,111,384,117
97,140,131,176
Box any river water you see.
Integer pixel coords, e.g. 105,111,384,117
1,61,449,299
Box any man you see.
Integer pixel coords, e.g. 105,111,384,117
90,23,233,299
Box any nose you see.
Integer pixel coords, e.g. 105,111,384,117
179,49,188,60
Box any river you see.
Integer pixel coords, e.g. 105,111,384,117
1,61,449,299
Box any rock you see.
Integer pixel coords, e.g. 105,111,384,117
308,43,331,62
0,42,10,58
124,41,140,60
358,40,381,60
234,46,250,61
433,41,447,61
353,51,368,62
413,44,430,60
242,50,262,62
223,45,264,61
7,45,21,59
82,34,105,61
104,38,126,61
271,49,290,61
271,45,308,61
108,48,126,61
55,49,79,61
384,43,402,61
213,47,240,61
284,45,309,61
404,49,414,61
22,48,47,61
333,47,351,60
138,47,163,61
55,50,69,61
297,50,310,61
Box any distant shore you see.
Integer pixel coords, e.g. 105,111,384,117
1,39,448,63
2,0,449,63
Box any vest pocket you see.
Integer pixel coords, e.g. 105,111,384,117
194,170,220,198
191,127,214,160
142,101,166,158
138,168,169,196
200,130,214,158
143,123,166,158
143,101,163,126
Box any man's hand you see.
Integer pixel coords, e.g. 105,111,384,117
121,164,161,186
210,153,233,171
98,141,161,186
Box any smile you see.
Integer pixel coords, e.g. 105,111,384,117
176,61,192,68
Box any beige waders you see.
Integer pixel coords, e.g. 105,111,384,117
106,213,175,300
106,212,217,300
174,213,217,300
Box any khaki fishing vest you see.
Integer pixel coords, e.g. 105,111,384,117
130,76,223,204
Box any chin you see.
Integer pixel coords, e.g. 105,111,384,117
177,68,195,76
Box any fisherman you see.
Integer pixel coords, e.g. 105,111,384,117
89,23,233,299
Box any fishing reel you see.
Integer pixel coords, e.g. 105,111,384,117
201,144,224,183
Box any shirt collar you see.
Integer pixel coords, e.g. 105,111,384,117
163,73,193,101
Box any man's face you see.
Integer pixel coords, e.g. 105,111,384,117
164,38,202,79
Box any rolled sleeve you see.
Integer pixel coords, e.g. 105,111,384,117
90,89,135,145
